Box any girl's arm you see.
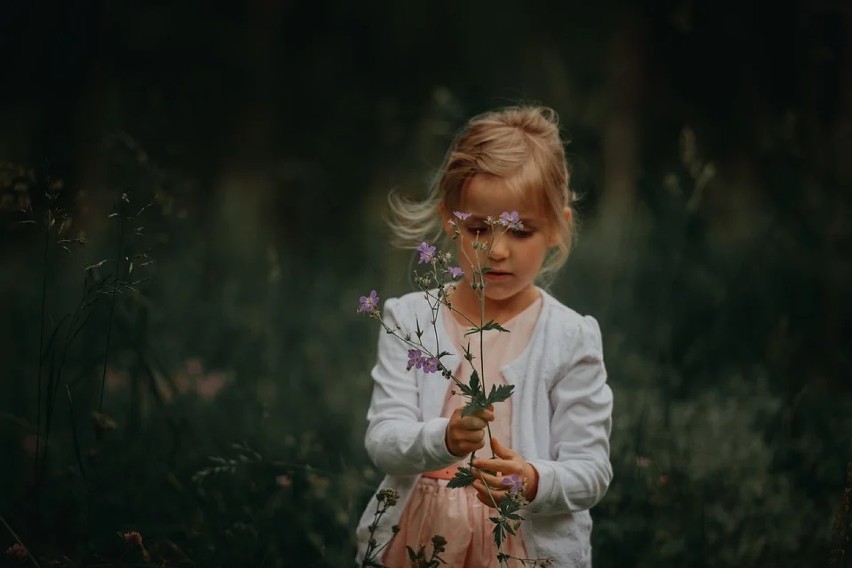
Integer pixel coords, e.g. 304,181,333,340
525,315,613,516
364,297,459,476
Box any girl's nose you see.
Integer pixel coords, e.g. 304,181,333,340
488,238,509,260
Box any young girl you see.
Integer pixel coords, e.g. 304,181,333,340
356,106,613,567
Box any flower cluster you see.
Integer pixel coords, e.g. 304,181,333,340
119,530,150,561
502,473,524,495
407,349,439,373
502,473,528,507
123,531,143,546
357,290,380,315
376,488,400,507
417,241,436,263
417,241,462,278
498,211,523,231
446,266,463,279
5,543,27,560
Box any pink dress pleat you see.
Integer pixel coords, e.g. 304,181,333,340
382,296,542,568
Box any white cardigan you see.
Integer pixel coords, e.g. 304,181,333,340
356,289,613,567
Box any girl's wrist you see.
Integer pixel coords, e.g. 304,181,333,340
523,463,539,502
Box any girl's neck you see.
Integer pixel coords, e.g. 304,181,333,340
448,283,541,326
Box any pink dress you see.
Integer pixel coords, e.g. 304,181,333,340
382,296,543,567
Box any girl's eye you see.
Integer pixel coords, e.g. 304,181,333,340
466,225,490,235
512,229,533,238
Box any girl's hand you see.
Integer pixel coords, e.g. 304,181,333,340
471,436,539,507
445,405,494,457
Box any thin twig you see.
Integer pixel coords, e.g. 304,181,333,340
99,217,125,411
35,219,50,477
65,385,87,481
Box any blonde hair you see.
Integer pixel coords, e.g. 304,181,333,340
388,105,577,278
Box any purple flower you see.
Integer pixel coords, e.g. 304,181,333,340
446,266,463,279
407,349,423,371
406,350,439,373
498,211,523,230
502,474,524,495
357,290,380,313
417,241,437,264
453,211,471,221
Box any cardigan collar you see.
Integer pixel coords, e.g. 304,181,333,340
419,287,556,418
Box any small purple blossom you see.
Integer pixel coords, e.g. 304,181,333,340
357,290,380,313
502,473,524,495
417,241,437,264
446,266,463,279
406,350,439,373
407,349,423,371
422,357,439,373
498,211,523,230
453,211,471,221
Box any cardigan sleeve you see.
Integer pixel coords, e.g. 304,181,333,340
526,314,613,515
364,297,459,476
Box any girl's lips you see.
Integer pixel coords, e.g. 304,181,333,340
485,271,512,281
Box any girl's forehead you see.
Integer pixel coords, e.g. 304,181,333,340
459,175,547,219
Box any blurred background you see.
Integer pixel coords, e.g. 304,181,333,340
1,0,850,566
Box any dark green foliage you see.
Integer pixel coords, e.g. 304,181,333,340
446,467,476,489
464,320,510,336
405,534,447,568
461,383,514,417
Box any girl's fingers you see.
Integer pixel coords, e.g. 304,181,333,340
475,468,502,485
489,436,516,459
454,407,495,424
472,480,505,507
478,408,495,422
472,457,518,475
461,416,487,430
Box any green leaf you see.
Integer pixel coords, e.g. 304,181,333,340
463,320,510,336
463,342,474,362
446,467,476,488
491,518,505,547
469,370,481,395
485,384,514,406
480,320,510,333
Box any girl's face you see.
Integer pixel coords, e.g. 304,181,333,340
442,174,562,316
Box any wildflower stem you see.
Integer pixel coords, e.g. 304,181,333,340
65,385,87,481
34,218,50,478
374,316,467,393
99,216,125,412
